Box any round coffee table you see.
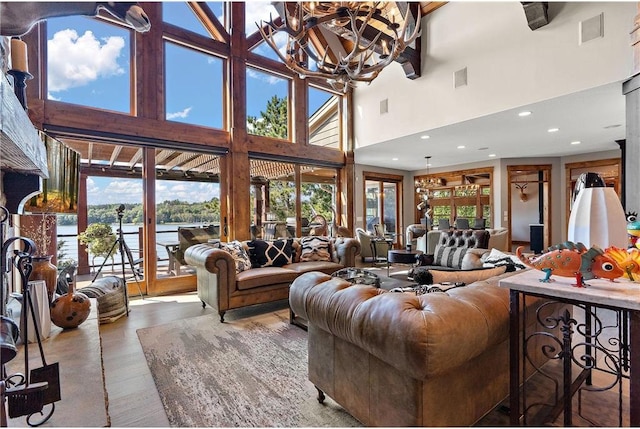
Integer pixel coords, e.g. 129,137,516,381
387,249,423,276
332,267,380,288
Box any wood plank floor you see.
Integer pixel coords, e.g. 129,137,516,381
95,263,631,427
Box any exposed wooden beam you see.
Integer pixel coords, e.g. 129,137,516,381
87,142,93,166
155,149,175,165
420,2,447,16
129,148,143,169
181,154,217,172
108,145,123,167
191,2,228,43
521,2,550,30
163,152,198,170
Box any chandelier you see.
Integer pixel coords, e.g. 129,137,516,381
415,156,445,209
258,2,421,93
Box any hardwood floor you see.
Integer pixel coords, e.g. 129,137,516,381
94,263,630,427
99,292,214,427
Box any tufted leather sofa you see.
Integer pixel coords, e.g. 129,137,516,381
414,229,490,271
184,237,360,322
289,270,565,427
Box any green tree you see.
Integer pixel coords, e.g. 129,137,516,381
247,95,288,139
78,223,117,269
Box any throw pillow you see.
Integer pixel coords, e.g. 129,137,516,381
248,239,293,268
434,244,467,269
413,265,507,286
460,249,487,270
221,241,252,273
299,236,332,262
482,248,527,270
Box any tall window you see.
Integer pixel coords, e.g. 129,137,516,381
164,42,224,129
246,67,290,139
308,85,341,149
46,16,131,113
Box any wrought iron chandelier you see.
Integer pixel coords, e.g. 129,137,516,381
258,2,421,93
415,156,445,208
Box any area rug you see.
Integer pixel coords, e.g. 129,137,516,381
136,309,360,427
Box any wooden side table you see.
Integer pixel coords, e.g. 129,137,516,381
387,249,423,276
499,269,640,426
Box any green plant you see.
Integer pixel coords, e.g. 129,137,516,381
78,223,117,268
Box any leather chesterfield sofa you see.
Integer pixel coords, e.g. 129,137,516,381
289,270,564,427
184,237,360,322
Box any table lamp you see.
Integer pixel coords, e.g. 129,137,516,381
567,172,627,249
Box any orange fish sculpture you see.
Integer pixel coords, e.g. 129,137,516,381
605,246,640,281
516,241,624,287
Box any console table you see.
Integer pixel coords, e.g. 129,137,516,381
499,269,640,426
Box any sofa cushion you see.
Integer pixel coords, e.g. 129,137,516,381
413,265,508,286
220,241,252,273
248,239,293,268
283,261,344,275
235,266,298,290
434,244,467,268
299,236,332,262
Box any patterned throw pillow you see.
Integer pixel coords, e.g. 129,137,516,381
299,236,332,262
248,239,293,268
221,241,252,273
434,244,468,269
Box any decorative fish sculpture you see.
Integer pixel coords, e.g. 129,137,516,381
605,246,640,281
516,241,624,287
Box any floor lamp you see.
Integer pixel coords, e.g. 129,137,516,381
567,172,627,249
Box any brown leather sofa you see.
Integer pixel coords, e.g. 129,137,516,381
289,270,563,427
184,237,360,322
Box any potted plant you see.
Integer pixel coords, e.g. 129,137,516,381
78,223,117,271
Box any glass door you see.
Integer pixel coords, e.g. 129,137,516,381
363,173,403,246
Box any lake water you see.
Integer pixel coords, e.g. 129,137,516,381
57,223,208,266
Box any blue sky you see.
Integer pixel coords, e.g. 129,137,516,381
45,2,331,205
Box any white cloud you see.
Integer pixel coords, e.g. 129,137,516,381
47,29,125,92
245,1,279,34
156,181,220,204
167,107,192,120
100,179,142,204
246,67,284,85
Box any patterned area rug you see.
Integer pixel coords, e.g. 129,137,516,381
137,309,360,427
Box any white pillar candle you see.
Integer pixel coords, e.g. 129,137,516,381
10,38,28,73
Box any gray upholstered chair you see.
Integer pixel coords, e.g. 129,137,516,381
355,227,392,263
472,218,486,230
454,218,470,230
437,219,451,230
405,224,426,249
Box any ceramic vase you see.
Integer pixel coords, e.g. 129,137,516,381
30,255,57,303
50,280,91,329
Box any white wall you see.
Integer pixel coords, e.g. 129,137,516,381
353,2,636,149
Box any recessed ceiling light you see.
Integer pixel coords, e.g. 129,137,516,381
457,145,466,149
489,154,497,157
478,147,489,151
570,141,581,145
392,157,398,161
518,111,532,117
421,135,430,140
547,128,559,133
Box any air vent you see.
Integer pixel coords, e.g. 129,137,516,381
454,67,467,88
579,13,603,45
380,98,388,114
